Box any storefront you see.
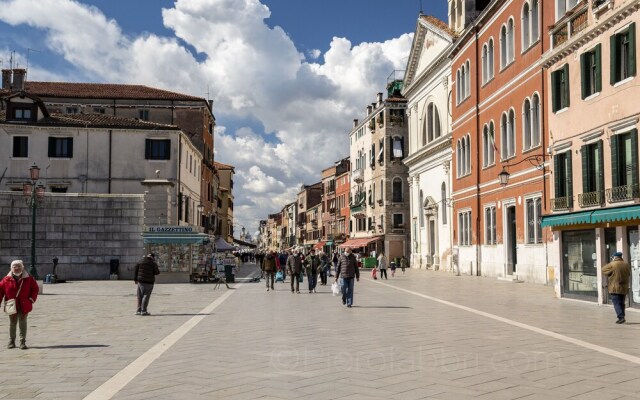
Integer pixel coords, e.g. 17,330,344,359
142,226,210,283
542,205,640,306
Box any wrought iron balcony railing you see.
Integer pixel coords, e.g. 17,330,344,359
606,184,640,203
578,191,604,208
551,196,572,211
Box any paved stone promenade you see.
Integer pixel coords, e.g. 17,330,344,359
1,264,640,400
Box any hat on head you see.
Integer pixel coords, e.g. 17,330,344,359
147,253,155,259
613,251,623,258
10,260,24,269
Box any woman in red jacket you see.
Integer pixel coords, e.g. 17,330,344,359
0,260,39,349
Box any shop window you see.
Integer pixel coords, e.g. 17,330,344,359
561,230,597,301
610,23,636,85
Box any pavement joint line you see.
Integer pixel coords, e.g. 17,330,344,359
371,279,640,366
83,283,242,400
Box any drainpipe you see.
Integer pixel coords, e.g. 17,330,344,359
108,130,112,194
474,25,482,277
540,0,549,284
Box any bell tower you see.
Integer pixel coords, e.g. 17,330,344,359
448,0,491,32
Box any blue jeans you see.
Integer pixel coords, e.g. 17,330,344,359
610,293,626,320
308,273,317,291
341,277,355,306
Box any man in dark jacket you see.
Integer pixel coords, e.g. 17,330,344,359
286,251,302,293
602,251,631,324
335,248,360,307
134,253,160,316
262,251,277,291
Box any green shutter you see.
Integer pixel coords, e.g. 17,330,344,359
597,140,604,200
631,129,639,187
611,34,618,85
551,70,559,112
595,44,602,93
580,52,588,100
554,155,561,198
563,63,570,108
581,144,590,193
611,134,619,188
629,22,636,77
567,151,573,207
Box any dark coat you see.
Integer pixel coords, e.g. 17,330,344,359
0,271,39,315
262,254,277,272
336,253,359,279
602,258,631,294
286,254,302,274
134,256,160,284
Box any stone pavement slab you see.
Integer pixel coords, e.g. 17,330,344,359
1,265,640,399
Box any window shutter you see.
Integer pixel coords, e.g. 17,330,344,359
597,140,604,199
611,134,619,188
610,34,618,85
554,155,561,198
631,129,639,188
13,137,19,157
145,139,152,160
48,137,55,157
580,52,588,100
629,22,636,77
581,145,589,193
551,70,559,112
400,137,405,159
566,151,573,207
563,63,570,108
595,44,602,93
68,138,73,158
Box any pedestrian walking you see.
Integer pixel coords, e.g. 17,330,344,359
602,251,631,324
400,256,408,274
262,251,276,291
305,249,320,293
0,260,39,350
278,252,289,282
134,253,160,316
319,252,329,285
287,250,302,293
335,247,360,307
377,252,388,280
390,260,397,277
332,250,339,277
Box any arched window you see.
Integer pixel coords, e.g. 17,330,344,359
465,61,471,97
488,39,494,79
456,69,461,103
522,2,531,50
531,0,539,42
421,113,427,146
500,25,508,68
488,121,495,165
392,178,403,202
501,112,508,160
456,140,462,177
508,109,515,157
419,190,424,227
465,135,471,174
441,183,447,224
507,18,515,63
523,98,532,150
483,124,489,167
482,44,488,84
427,103,441,142
531,93,540,147
460,65,466,100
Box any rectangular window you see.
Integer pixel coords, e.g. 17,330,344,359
526,197,543,244
581,44,601,99
48,137,73,158
553,151,573,208
484,206,496,245
93,107,106,114
610,129,638,191
610,23,636,85
551,63,570,112
12,136,28,158
393,213,404,228
391,137,404,159
13,108,32,120
139,109,150,121
458,211,472,246
581,141,604,196
145,139,171,160
66,107,78,114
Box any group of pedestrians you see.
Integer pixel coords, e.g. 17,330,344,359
260,249,333,293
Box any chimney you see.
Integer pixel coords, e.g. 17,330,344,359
2,69,11,89
208,100,213,109
12,69,26,91
377,92,383,107
353,119,358,128
371,102,376,111
366,105,372,116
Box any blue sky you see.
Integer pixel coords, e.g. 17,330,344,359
0,0,448,233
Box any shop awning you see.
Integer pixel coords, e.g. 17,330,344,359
214,237,238,252
541,205,640,228
314,241,325,250
326,241,334,246
143,233,209,244
339,236,380,248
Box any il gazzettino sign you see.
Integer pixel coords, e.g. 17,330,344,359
146,226,194,233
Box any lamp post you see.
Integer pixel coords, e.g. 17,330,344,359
497,155,545,187
23,163,46,280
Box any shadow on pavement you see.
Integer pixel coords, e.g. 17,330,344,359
350,306,412,309
32,344,110,349
150,313,212,316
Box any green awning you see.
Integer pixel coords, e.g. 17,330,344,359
541,205,640,228
326,241,334,246
143,233,209,245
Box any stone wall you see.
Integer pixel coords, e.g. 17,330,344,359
0,191,145,280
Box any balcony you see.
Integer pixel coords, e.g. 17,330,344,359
606,184,640,203
551,4,588,48
578,191,604,208
551,197,572,211
352,168,363,183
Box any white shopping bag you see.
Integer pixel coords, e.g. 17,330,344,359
331,281,340,296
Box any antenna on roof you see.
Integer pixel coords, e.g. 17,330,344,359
419,0,423,15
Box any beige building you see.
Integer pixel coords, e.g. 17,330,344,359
541,0,640,304
296,183,322,250
214,162,235,243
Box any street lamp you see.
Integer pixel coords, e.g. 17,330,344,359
23,163,45,280
497,155,545,187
